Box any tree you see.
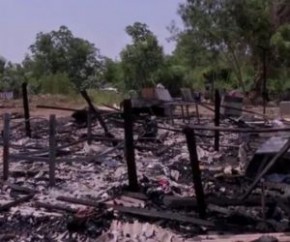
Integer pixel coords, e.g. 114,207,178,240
27,26,104,90
102,58,123,86
0,56,6,75
120,22,164,90
177,0,290,97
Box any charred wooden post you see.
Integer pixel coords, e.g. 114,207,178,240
49,115,56,186
3,113,10,181
184,127,206,218
214,89,221,151
195,102,200,124
261,178,266,223
181,105,185,123
186,105,190,123
87,107,92,145
0,194,34,212
262,48,267,116
123,99,139,192
22,83,31,137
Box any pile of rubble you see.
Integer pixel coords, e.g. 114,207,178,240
0,108,290,241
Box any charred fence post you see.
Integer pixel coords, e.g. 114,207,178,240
195,102,200,124
123,99,139,192
3,113,10,181
22,82,31,138
49,115,56,187
214,89,221,151
87,107,92,145
184,127,206,218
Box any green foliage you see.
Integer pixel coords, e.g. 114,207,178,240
37,73,75,95
120,22,164,90
175,0,290,96
27,26,104,90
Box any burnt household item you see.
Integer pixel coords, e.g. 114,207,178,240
243,137,290,200
140,117,158,139
126,87,175,117
245,137,290,179
72,109,91,126
221,95,243,117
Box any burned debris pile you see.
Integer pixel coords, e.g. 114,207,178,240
1,92,290,241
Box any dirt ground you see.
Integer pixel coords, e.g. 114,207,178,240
0,94,283,125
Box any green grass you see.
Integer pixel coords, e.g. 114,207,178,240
67,89,124,106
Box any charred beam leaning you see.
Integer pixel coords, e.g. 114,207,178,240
242,138,290,200
184,127,206,218
123,99,139,192
80,90,113,138
214,89,221,151
49,115,56,186
22,82,31,137
3,113,10,181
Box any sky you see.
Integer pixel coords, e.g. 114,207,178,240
0,0,185,63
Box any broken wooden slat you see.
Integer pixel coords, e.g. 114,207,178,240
116,206,214,227
163,195,274,209
0,194,34,212
189,125,290,133
7,183,36,195
37,105,78,112
34,201,76,213
10,154,49,162
192,232,290,242
57,195,214,227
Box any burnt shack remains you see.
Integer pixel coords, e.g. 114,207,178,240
1,86,290,241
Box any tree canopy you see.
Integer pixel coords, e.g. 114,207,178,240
26,26,104,91
2,2,290,101
120,22,164,90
